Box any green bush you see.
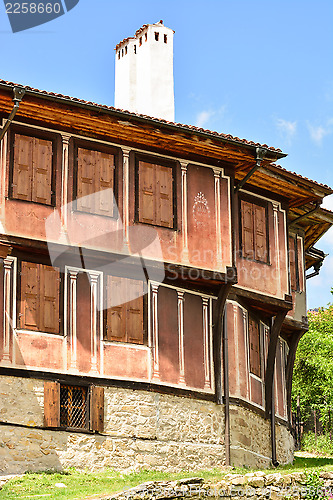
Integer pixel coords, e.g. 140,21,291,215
302,432,333,457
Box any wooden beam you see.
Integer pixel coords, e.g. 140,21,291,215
265,310,288,418
285,330,304,426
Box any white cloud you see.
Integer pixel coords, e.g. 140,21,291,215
307,119,333,146
195,105,226,129
322,194,333,212
196,110,214,128
275,118,297,144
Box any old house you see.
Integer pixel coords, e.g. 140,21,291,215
0,21,332,473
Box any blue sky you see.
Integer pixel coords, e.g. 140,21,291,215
0,0,332,309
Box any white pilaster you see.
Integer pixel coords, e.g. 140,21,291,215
122,147,131,249
202,298,211,389
180,162,189,262
69,270,78,371
213,168,223,268
89,273,99,374
151,283,160,381
2,258,13,362
177,290,185,384
61,133,71,232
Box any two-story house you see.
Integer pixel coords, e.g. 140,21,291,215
0,21,332,473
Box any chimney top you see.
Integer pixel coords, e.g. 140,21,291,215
114,21,175,121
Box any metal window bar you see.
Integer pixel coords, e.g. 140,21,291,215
60,385,89,429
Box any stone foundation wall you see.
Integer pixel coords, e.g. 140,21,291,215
0,375,294,474
229,404,294,468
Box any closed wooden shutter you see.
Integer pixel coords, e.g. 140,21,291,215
138,161,156,224
77,148,115,216
156,165,173,228
249,317,261,377
12,134,33,201
90,386,104,432
126,279,144,344
41,264,60,334
241,200,254,259
20,262,60,333
254,204,267,262
106,276,126,342
97,152,115,216
289,236,297,291
44,381,60,427
32,138,53,205
77,148,95,212
20,261,39,330
106,276,144,344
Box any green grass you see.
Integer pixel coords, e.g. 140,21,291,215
2,458,333,500
302,433,333,457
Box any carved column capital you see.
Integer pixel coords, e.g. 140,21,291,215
61,133,71,146
122,147,131,159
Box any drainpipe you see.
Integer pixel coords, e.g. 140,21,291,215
0,86,26,142
270,317,279,467
234,147,266,193
223,306,230,466
289,201,321,227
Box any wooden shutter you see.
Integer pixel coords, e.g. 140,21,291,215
90,386,104,432
20,261,39,330
106,276,144,344
32,138,53,205
254,204,267,262
77,148,95,212
126,279,144,344
96,152,115,216
40,264,60,334
241,200,254,259
106,276,126,342
249,317,261,377
20,262,60,333
12,134,33,201
289,236,297,291
138,161,155,224
44,381,60,427
156,165,173,228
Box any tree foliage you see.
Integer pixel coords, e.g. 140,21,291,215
292,304,333,425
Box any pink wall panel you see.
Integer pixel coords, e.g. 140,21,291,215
14,332,63,370
103,343,149,380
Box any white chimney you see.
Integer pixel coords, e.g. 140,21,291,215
114,21,175,122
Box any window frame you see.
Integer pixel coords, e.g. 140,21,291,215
73,139,120,219
44,381,104,432
135,154,178,230
103,272,148,346
248,312,264,380
8,127,58,207
288,233,304,293
239,194,270,265
16,256,64,336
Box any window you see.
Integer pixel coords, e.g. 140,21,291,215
289,235,298,292
240,199,268,263
105,276,144,344
248,315,261,378
155,31,159,41
19,261,60,334
11,133,54,205
76,147,115,216
164,34,167,43
44,382,104,431
137,160,174,228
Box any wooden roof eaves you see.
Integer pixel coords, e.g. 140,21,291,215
0,82,286,163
